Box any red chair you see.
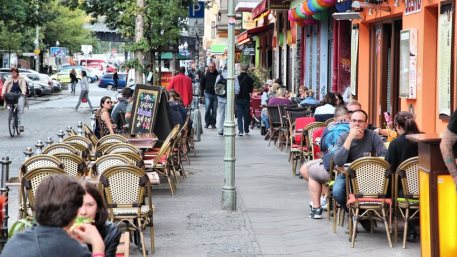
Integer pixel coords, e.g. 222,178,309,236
312,127,326,159
250,96,262,129
289,117,315,175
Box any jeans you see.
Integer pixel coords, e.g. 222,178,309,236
75,90,93,111
71,82,76,94
333,174,347,208
236,98,250,133
261,112,270,129
204,92,217,126
216,97,226,133
17,95,25,126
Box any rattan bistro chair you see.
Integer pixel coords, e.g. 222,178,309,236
63,135,93,151
53,153,88,178
92,154,132,177
105,143,141,156
97,134,128,147
346,157,393,248
43,143,79,156
394,157,419,248
20,154,64,178
115,151,145,169
99,165,155,256
83,123,99,147
64,141,90,160
20,167,65,218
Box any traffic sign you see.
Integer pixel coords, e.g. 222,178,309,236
189,1,204,18
34,49,41,55
50,47,67,58
189,18,204,36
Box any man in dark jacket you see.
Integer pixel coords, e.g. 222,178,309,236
235,63,254,136
200,61,218,128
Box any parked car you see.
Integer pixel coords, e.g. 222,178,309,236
98,73,127,89
23,73,53,95
0,72,44,97
51,66,97,88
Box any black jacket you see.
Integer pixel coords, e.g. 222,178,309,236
237,72,254,100
70,73,78,83
96,222,122,257
200,70,219,96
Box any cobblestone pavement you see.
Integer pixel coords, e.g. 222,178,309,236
0,85,421,256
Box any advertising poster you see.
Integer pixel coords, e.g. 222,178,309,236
437,5,453,116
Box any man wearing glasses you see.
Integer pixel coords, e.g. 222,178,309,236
331,110,387,229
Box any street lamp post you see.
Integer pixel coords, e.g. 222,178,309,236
221,0,236,211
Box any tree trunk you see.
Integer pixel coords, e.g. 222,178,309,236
135,0,144,84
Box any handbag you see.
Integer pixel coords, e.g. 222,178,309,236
82,97,88,103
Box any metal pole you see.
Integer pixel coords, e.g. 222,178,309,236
221,0,236,211
0,157,11,248
135,0,145,84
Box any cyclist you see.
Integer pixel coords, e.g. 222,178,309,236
2,67,27,132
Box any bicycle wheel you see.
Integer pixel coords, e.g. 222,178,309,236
8,110,15,137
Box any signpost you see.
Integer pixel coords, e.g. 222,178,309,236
189,1,205,68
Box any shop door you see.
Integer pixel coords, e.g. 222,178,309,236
369,20,401,127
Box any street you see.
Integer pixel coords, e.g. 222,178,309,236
0,85,420,256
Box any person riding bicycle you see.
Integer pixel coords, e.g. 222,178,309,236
1,67,27,132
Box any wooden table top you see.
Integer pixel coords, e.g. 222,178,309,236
120,133,158,149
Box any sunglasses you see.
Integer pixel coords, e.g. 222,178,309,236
105,101,112,104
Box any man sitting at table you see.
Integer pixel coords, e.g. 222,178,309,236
300,106,351,219
332,110,388,228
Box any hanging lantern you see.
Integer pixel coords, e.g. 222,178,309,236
311,0,328,11
312,11,329,20
295,5,308,19
301,1,315,16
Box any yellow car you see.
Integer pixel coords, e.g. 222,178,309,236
50,66,97,88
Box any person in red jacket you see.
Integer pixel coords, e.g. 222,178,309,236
167,66,193,107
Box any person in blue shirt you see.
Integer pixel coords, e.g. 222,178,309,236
300,89,320,106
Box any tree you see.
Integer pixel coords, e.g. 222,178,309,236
64,0,188,77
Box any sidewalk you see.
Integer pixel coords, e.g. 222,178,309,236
147,125,421,257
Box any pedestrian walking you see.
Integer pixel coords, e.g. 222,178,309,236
167,66,193,107
74,70,94,111
235,63,254,136
70,68,78,95
200,61,218,128
215,66,228,135
113,69,119,90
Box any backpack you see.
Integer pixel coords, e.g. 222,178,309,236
214,74,227,97
321,122,350,153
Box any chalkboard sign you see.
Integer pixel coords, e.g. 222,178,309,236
129,84,161,134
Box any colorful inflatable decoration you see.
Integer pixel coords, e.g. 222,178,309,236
291,8,302,20
311,0,328,11
307,0,319,13
303,16,318,25
317,0,336,8
288,9,300,21
295,6,308,19
301,2,315,16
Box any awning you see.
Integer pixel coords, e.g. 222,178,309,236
159,52,191,60
235,1,259,12
253,0,291,19
237,23,274,45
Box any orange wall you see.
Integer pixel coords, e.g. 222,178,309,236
355,0,452,134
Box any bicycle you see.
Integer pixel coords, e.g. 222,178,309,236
4,92,21,137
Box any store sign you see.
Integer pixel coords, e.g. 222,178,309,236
269,0,289,10
399,29,417,99
242,12,255,30
405,0,422,15
243,47,255,55
252,0,267,18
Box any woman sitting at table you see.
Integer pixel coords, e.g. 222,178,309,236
385,111,420,242
2,175,105,257
168,90,187,127
268,87,294,106
95,96,117,138
78,182,121,257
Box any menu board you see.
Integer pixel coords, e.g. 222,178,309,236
129,84,161,134
437,4,453,117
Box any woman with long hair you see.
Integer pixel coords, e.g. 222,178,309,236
74,70,93,111
70,69,78,95
78,182,121,257
385,111,420,242
95,96,116,138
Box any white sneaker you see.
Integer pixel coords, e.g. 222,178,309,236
320,196,327,211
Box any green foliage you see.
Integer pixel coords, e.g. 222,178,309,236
41,2,96,52
8,217,35,239
248,66,270,89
